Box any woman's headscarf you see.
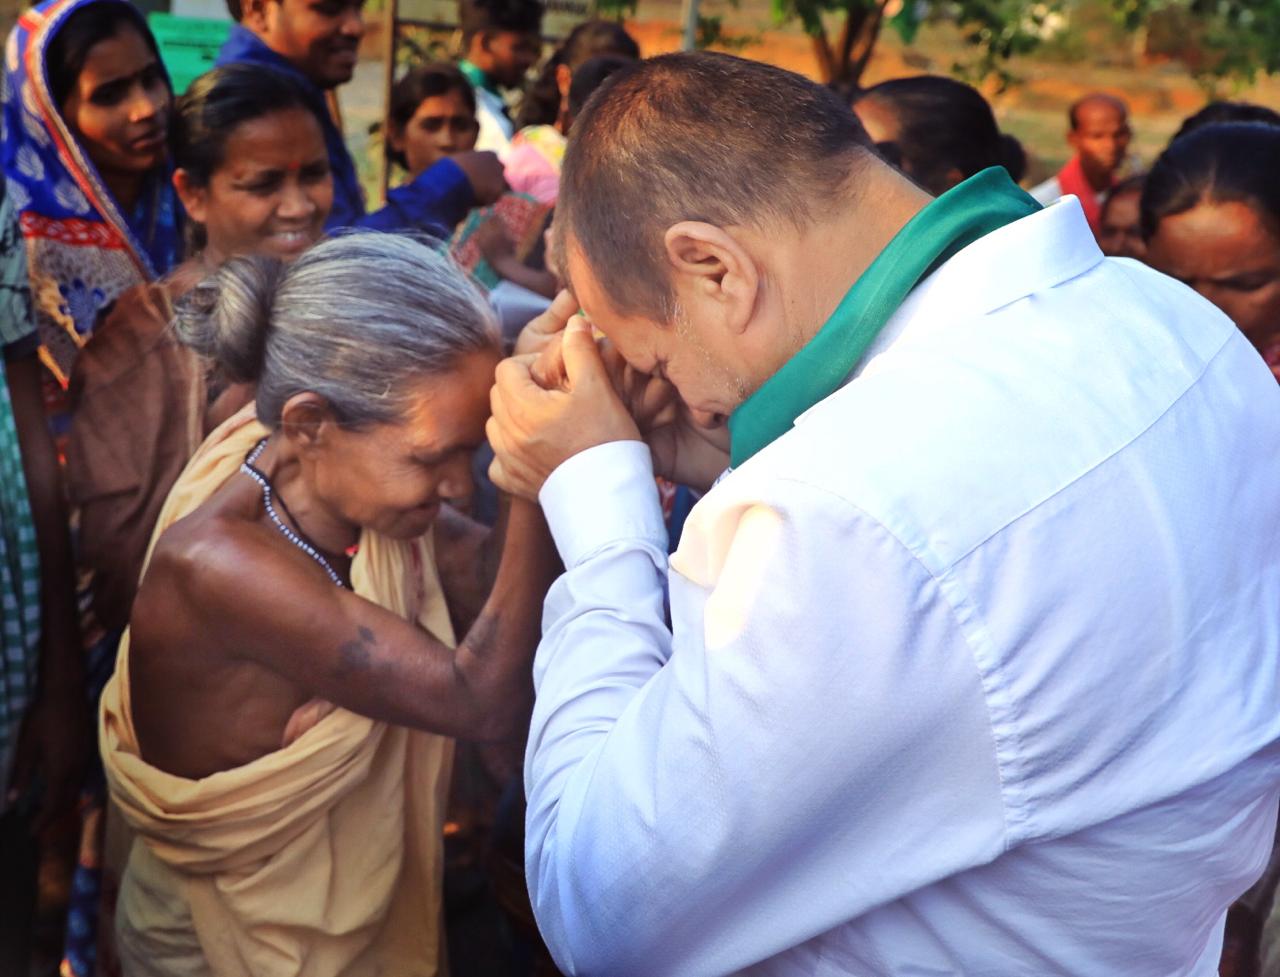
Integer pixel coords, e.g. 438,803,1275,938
1,0,181,388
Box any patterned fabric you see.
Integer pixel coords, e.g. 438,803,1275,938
1,0,181,388
450,192,551,291
0,368,40,793
0,184,41,797
0,182,36,349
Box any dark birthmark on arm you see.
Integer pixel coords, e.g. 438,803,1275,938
335,626,377,677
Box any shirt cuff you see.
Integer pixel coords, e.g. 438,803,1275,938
538,440,667,568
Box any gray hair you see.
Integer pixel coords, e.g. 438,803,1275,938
175,232,500,428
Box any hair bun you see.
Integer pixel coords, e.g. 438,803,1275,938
173,255,287,384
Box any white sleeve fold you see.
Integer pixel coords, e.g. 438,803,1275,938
527,472,1008,976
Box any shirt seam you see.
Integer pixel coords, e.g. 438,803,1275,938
943,327,1236,570
761,328,1239,849
760,477,1023,855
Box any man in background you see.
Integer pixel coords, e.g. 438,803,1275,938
1031,92,1131,236
457,0,543,153
220,0,505,233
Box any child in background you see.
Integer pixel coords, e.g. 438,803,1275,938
388,64,554,304
474,54,640,299
506,21,639,204
387,63,482,179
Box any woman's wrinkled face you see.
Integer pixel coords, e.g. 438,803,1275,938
391,90,478,177
1146,199,1280,353
176,107,333,264
310,349,500,540
61,24,170,177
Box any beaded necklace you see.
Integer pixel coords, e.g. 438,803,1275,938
241,438,348,589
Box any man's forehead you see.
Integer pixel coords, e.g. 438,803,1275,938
1077,99,1127,127
563,236,653,336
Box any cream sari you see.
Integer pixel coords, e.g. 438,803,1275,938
99,409,455,977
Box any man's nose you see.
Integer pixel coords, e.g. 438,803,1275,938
339,6,364,38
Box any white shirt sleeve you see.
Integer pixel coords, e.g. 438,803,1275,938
527,450,1009,976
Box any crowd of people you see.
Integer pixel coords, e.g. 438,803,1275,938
1,0,1280,973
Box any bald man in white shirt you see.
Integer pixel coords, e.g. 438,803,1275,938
487,52,1280,977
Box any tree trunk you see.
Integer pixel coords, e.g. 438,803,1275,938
809,0,891,90
813,0,891,91
847,0,888,88
810,29,838,83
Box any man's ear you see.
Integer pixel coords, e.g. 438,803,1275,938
280,393,339,453
555,62,572,100
241,0,271,32
173,169,207,226
663,221,759,335
1066,128,1081,152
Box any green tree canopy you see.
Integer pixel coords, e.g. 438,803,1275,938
770,0,1280,91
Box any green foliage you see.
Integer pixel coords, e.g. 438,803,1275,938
596,0,639,19
769,0,1072,87
770,0,1279,89
949,0,1068,89
396,25,454,67
769,0,838,38
1114,0,1280,84
695,0,763,50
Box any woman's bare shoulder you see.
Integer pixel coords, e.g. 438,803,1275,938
135,489,291,640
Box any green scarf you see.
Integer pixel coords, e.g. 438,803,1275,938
727,167,1041,467
459,59,503,98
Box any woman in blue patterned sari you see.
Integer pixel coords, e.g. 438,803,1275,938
2,0,180,397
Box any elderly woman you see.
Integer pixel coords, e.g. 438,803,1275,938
98,232,557,977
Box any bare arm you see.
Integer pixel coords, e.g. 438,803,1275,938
141,495,557,742
491,256,558,300
431,502,499,638
476,221,558,299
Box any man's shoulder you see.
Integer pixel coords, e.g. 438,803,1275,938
733,259,1261,574
703,266,1280,842
214,24,266,65
215,25,314,93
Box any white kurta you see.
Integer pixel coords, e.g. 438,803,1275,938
474,86,514,155
525,198,1280,976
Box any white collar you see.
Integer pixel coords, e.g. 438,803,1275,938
844,196,1104,387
